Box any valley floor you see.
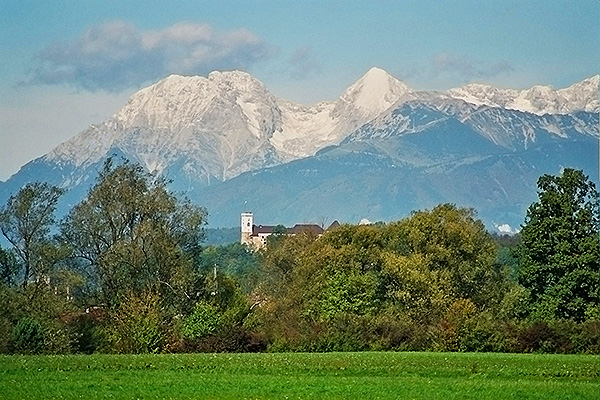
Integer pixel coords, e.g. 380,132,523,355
1,352,598,399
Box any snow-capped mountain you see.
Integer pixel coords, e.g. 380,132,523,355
192,97,598,231
49,71,284,182
45,67,597,188
446,75,599,115
1,67,598,231
330,66,414,134
272,67,413,159
47,67,412,183
347,96,598,150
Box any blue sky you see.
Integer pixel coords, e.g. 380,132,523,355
1,0,598,181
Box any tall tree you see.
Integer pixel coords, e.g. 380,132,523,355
60,159,207,309
0,182,63,288
519,168,600,321
384,204,502,309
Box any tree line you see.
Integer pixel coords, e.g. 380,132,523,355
0,160,598,354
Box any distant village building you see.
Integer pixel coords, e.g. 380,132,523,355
241,212,340,248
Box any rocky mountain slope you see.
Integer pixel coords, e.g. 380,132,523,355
193,97,598,231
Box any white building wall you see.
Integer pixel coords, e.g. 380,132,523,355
241,212,253,245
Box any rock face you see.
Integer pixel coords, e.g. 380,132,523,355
1,68,598,231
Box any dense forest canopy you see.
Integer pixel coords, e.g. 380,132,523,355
0,162,598,354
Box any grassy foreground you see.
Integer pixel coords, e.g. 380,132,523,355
0,352,598,399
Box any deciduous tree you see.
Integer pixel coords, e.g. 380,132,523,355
0,182,63,289
60,159,207,310
519,168,600,321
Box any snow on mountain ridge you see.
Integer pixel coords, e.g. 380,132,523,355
446,75,599,115
49,70,284,180
271,99,337,159
115,71,277,133
45,68,598,184
271,68,414,159
556,75,599,113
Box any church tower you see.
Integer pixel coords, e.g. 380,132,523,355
241,212,253,245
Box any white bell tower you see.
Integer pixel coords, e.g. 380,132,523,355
241,212,253,245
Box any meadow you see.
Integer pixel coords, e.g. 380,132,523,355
1,352,598,399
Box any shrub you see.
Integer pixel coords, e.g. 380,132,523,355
457,312,508,352
517,321,572,353
572,320,600,354
0,317,12,353
12,318,44,354
310,314,371,352
104,291,164,353
370,309,431,351
67,311,107,354
182,301,222,340
42,320,74,354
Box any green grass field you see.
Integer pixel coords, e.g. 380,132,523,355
1,352,598,399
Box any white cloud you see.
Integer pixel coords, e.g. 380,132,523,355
495,223,519,235
397,53,514,86
286,45,322,80
26,21,272,92
430,53,514,82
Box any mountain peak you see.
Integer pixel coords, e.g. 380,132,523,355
339,67,412,116
361,66,394,81
354,67,411,92
115,70,274,127
567,74,599,88
208,69,262,85
559,75,599,95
